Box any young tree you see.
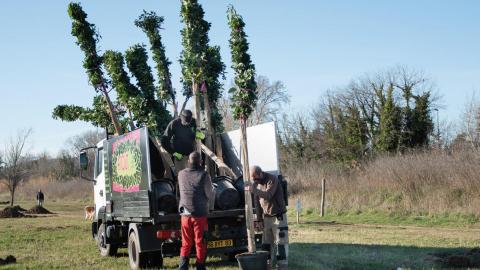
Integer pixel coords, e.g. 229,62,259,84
377,84,402,152
0,129,33,206
66,3,123,134
227,5,258,253
125,44,172,136
135,11,178,116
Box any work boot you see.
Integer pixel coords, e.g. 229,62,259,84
179,256,189,270
195,262,206,270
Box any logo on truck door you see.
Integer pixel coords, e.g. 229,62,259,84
111,130,142,192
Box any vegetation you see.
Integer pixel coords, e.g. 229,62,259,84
0,200,478,269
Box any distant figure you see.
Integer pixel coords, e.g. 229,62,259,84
245,166,289,270
161,109,204,172
177,152,214,270
36,190,44,207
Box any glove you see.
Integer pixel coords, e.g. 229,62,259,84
196,131,205,140
173,152,183,160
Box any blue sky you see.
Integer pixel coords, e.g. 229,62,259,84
0,1,479,154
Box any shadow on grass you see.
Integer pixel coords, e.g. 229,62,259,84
289,242,480,270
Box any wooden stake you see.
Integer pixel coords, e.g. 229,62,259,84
320,178,326,217
240,118,256,253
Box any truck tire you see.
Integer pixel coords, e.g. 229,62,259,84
128,230,147,269
97,223,118,257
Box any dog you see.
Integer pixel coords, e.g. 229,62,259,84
84,206,95,220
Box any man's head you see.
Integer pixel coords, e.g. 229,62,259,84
188,151,202,168
250,165,264,181
180,109,193,125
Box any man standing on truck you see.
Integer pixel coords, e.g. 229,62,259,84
246,165,289,270
161,109,205,172
177,151,214,270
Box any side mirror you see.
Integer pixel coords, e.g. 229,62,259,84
80,151,89,171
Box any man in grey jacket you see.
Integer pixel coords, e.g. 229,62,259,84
246,165,289,270
177,152,214,270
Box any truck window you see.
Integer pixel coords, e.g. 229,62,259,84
95,148,104,178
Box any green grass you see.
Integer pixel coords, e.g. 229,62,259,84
1,201,479,269
288,207,480,228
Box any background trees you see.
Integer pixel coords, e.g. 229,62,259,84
0,129,33,206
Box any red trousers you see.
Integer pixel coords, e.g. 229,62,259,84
180,216,208,263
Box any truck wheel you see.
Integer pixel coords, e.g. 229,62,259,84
97,223,118,257
128,231,147,269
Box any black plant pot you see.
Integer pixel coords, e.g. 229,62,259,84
236,251,269,270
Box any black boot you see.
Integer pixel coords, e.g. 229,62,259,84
195,262,206,270
179,256,189,270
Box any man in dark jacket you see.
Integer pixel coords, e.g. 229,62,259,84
246,166,288,270
178,152,214,270
161,110,205,172
36,190,44,207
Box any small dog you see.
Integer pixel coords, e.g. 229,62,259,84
84,206,95,220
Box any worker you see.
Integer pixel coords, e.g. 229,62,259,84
178,152,214,270
36,189,44,207
161,109,205,172
245,166,288,270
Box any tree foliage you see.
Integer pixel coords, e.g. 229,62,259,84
124,45,172,135
179,0,211,96
227,5,257,120
135,11,175,105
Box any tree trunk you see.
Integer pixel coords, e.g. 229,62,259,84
99,82,123,136
202,87,215,176
240,118,256,253
192,80,202,153
9,188,15,207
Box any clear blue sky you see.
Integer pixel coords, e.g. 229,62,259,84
1,1,479,155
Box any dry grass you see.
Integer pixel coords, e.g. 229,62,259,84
0,177,92,203
284,148,480,215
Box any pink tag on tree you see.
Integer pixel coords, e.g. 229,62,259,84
201,81,207,93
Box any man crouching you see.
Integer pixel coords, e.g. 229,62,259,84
246,165,289,270
178,152,214,270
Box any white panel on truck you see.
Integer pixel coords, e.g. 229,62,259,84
221,121,280,177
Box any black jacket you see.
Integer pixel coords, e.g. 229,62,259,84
161,118,196,155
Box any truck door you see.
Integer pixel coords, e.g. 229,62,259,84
93,146,107,219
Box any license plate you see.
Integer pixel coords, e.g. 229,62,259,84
207,239,233,248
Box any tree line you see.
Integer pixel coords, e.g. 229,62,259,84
279,66,436,163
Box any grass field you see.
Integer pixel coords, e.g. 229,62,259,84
1,200,480,270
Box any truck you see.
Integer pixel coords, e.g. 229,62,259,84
79,121,286,269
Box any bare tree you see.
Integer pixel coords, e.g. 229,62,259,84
250,76,290,125
0,129,33,206
219,75,290,131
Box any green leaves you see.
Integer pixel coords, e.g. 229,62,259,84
125,44,172,135
180,0,211,96
67,2,104,89
135,11,175,103
227,6,257,121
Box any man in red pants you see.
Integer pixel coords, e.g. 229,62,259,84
178,152,214,270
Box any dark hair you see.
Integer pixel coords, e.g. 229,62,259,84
188,151,202,168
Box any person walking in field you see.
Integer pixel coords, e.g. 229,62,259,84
161,109,205,173
36,189,44,207
177,152,214,270
246,166,289,270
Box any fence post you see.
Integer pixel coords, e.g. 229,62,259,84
296,199,301,224
320,178,326,217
